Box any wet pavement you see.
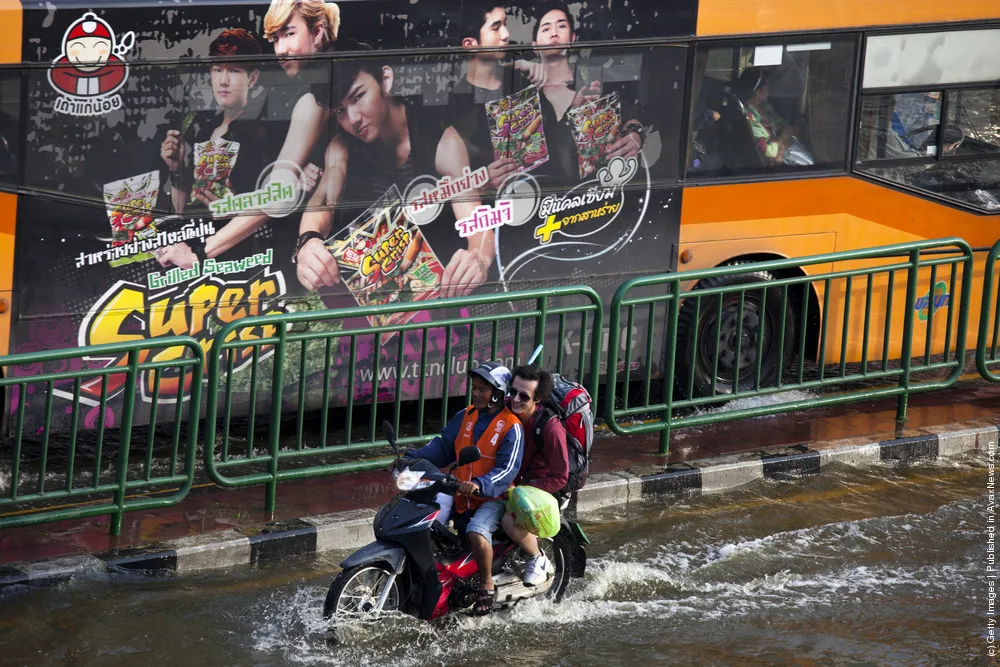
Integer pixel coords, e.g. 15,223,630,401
1,378,998,568
0,457,989,666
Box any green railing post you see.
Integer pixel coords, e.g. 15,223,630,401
896,248,921,430
266,323,288,515
660,280,681,455
977,239,1000,382
110,349,140,536
534,294,549,356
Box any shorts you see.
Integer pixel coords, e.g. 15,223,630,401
464,498,507,539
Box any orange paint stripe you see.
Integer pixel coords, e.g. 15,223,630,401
680,177,998,260
0,1,18,356
0,0,18,64
697,0,1000,36
682,177,977,227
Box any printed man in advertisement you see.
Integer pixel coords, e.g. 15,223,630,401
446,1,547,195
530,1,646,186
157,30,271,231
293,41,495,300
155,0,337,272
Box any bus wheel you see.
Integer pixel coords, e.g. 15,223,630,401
675,270,797,399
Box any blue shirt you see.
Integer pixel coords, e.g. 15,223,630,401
406,407,524,501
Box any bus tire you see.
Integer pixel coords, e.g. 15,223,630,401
675,270,797,398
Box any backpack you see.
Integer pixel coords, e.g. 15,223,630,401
534,374,594,495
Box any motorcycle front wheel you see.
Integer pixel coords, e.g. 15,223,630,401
324,564,403,619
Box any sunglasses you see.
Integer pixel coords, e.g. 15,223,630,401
508,389,534,403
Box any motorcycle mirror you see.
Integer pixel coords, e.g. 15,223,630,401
382,420,399,455
456,446,481,468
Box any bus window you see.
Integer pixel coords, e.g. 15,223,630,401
0,71,19,186
945,88,1000,157
857,86,1000,213
686,38,856,179
856,92,943,161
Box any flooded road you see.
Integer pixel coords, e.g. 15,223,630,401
0,455,990,666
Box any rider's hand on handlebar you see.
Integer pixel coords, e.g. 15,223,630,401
457,480,481,496
388,457,413,472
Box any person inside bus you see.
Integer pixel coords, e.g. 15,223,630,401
735,66,814,167
891,91,941,151
154,0,336,270
292,41,495,299
941,125,965,156
446,1,545,193
159,29,271,216
529,2,646,185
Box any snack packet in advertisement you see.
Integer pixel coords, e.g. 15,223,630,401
326,185,445,344
193,138,240,199
103,170,160,248
567,91,622,179
485,85,549,173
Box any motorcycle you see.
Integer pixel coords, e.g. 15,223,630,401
323,421,589,631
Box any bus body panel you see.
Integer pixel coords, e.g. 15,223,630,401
680,178,991,366
696,0,1000,36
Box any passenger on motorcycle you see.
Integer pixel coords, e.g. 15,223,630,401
503,364,570,586
403,361,524,616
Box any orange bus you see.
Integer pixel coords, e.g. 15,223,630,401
0,0,997,429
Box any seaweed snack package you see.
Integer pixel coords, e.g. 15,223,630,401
485,85,549,173
506,485,560,538
567,91,622,179
326,186,445,344
103,170,160,249
193,138,240,200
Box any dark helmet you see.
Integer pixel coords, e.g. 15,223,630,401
469,360,512,397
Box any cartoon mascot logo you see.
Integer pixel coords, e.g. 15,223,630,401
48,12,135,116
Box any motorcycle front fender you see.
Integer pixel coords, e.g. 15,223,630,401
341,539,406,574
557,522,588,579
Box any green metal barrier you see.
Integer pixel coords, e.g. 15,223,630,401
203,286,603,513
977,239,1000,382
606,238,974,454
0,337,204,535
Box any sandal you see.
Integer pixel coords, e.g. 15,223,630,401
471,588,496,616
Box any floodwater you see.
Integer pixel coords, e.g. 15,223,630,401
0,454,991,666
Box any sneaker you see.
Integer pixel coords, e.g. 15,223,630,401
523,553,549,587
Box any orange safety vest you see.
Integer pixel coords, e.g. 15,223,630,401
453,405,518,513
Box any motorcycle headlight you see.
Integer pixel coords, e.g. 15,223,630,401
394,468,434,491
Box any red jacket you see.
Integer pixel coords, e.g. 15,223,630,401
514,405,570,495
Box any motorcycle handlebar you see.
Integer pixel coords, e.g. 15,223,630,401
439,476,483,497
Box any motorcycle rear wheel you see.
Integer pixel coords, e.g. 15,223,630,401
324,564,403,619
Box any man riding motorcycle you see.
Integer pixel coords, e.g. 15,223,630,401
402,361,524,616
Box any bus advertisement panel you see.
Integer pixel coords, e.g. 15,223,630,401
7,0,694,428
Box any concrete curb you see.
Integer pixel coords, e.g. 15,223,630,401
1,423,995,592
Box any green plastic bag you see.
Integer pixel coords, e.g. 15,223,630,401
506,485,560,539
